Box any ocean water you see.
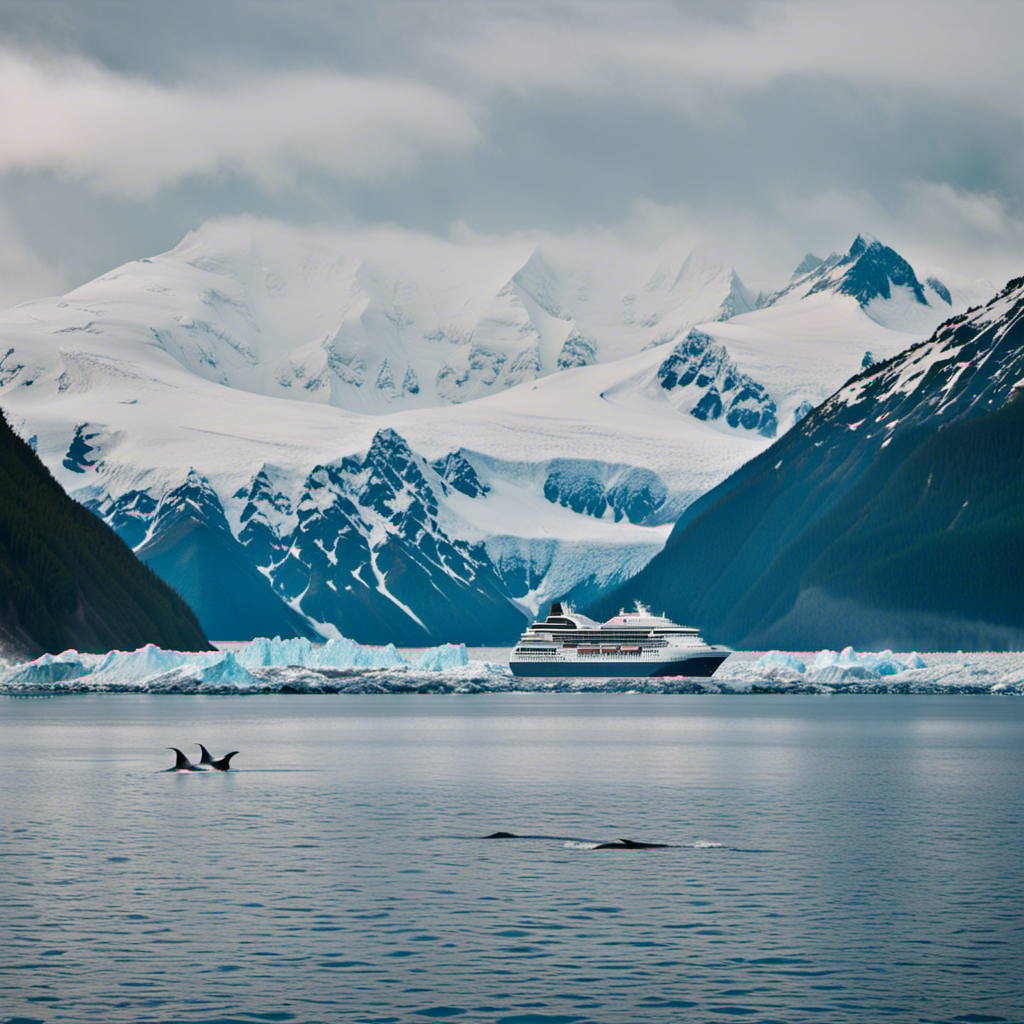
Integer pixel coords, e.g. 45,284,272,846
1,694,1021,1024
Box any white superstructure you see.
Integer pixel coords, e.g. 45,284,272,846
509,602,730,678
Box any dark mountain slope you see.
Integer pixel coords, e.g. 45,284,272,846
128,470,321,642
0,409,211,659
592,277,1024,650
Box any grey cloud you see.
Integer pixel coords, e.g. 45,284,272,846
0,0,1020,307
0,50,480,197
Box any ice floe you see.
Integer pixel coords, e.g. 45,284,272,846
0,643,1021,695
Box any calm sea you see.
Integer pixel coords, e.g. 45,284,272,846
1,694,1021,1024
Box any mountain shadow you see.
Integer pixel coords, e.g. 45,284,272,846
0,409,211,660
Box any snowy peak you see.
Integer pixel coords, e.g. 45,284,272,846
757,234,981,333
668,246,754,319
152,469,232,538
770,234,927,308
846,232,878,260
262,428,525,643
820,275,1024,441
511,248,569,320
818,234,927,306
656,330,777,437
791,253,825,279
360,427,440,521
719,270,757,320
431,449,490,498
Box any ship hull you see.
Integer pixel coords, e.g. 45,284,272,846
508,653,729,679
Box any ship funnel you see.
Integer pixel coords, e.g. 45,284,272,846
550,601,564,616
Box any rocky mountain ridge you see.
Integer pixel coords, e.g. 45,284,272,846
595,276,1024,650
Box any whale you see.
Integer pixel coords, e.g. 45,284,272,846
197,744,238,771
483,831,671,849
593,838,669,850
166,747,204,772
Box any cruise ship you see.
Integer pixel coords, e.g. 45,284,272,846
509,602,730,678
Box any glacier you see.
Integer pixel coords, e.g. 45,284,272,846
0,222,994,647
1,646,1021,695
756,648,928,683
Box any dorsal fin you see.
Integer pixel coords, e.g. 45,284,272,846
168,747,195,770
197,743,214,765
594,837,669,849
210,751,238,771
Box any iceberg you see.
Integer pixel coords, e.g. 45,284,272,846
234,636,408,670
755,651,807,673
93,644,219,680
152,651,260,692
411,643,469,671
235,636,317,669
5,654,90,685
0,635,473,692
186,652,256,686
809,647,926,680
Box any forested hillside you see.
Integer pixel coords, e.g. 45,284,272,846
0,410,211,659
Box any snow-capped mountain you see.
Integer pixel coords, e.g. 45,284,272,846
0,219,989,643
596,275,1024,651
759,233,987,333
38,219,758,418
655,235,994,431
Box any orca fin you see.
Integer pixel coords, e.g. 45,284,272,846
197,743,214,765
210,751,238,771
168,747,197,771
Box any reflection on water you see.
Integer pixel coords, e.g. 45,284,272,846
1,694,1022,1023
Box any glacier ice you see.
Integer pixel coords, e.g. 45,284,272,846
809,647,926,679
755,651,807,673
411,643,469,671
235,636,409,670
2,644,1022,696
5,654,90,685
0,635,467,692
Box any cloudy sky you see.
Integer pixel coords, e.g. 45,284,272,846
1,0,1021,308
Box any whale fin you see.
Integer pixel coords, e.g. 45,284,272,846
595,838,669,849
197,743,214,765
484,831,518,839
210,751,238,771
167,747,198,771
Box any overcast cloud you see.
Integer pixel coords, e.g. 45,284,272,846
0,0,1020,309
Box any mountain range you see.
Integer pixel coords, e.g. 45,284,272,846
594,276,1024,650
0,220,993,643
